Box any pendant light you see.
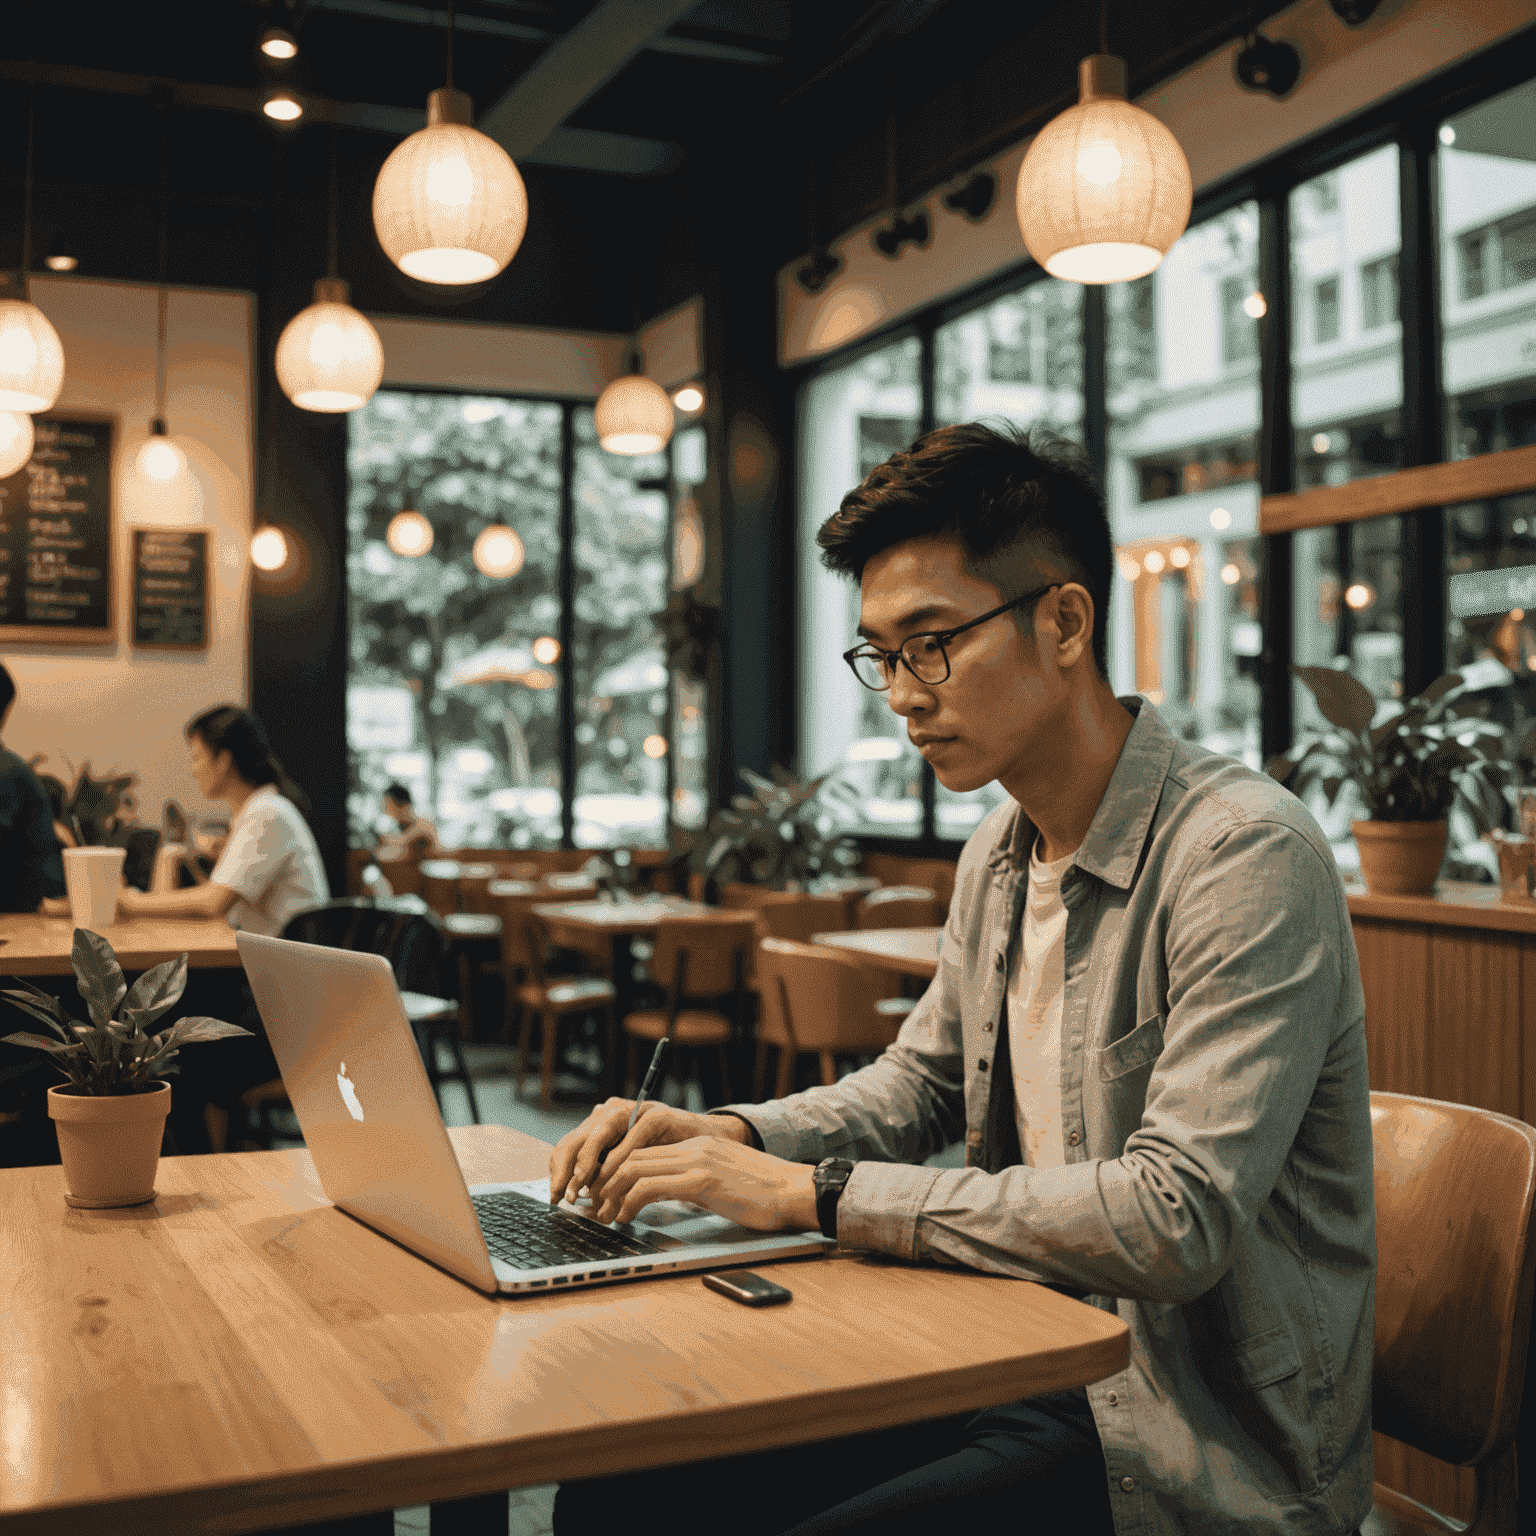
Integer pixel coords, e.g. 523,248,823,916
473,520,524,579
386,506,433,556
1015,3,1191,285
250,523,291,573
0,410,34,477
136,101,189,485
276,130,384,413
595,347,674,456
0,91,65,415
371,2,527,285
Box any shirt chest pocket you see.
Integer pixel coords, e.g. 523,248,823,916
1097,1014,1165,1081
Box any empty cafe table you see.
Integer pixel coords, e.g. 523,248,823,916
0,912,242,976
811,926,942,981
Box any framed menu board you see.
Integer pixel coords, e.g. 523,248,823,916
131,529,209,650
0,416,115,644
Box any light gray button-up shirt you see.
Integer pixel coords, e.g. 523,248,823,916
728,698,1375,1536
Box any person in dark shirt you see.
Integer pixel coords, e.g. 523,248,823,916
0,662,68,914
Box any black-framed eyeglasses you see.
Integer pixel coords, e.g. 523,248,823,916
842,583,1062,692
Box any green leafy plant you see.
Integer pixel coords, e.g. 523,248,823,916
1267,666,1517,828
2,929,252,1096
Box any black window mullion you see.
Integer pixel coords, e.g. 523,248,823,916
918,326,938,843
1082,286,1107,493
1398,123,1447,696
1258,189,1295,763
558,404,576,849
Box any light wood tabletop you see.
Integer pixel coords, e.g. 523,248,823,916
530,896,715,934
811,927,943,980
0,913,243,976
0,1123,1128,1535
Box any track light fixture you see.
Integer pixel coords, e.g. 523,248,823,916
1328,0,1381,24
873,209,930,259
943,172,998,224
795,248,843,294
1234,31,1301,97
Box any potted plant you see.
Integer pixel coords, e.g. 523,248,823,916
2,930,252,1208
1268,666,1516,895
34,758,161,897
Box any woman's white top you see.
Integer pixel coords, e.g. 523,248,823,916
209,785,329,937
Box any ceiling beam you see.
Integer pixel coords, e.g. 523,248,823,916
477,0,704,158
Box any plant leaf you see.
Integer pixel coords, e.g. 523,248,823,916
157,1016,254,1046
1,1031,78,1055
1420,672,1464,706
72,929,127,1029
1293,665,1376,734
1265,754,1297,782
0,992,78,1039
122,954,188,1024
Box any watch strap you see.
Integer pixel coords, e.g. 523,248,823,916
813,1157,856,1241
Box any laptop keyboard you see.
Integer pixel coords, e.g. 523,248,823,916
472,1191,661,1271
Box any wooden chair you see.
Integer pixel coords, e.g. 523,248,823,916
854,885,943,930
1360,1090,1536,1536
374,852,425,898
419,858,463,918
455,861,503,914
621,913,757,1108
509,910,618,1109
755,937,912,1100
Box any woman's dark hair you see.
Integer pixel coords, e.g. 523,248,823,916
817,421,1113,677
185,705,312,818
383,782,413,806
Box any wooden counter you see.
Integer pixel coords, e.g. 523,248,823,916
0,914,243,976
1344,876,1536,935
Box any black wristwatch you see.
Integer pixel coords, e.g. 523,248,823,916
813,1157,857,1241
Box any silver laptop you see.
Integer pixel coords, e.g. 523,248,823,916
235,931,833,1295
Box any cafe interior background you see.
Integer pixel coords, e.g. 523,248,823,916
1,0,1534,901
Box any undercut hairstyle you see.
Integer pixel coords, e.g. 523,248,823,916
0,661,14,722
185,705,312,819
383,782,413,807
817,421,1113,678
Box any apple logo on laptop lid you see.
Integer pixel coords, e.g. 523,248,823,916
337,1063,364,1121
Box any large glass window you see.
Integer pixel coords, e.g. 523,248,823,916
797,336,924,837
346,391,680,851
1107,203,1263,766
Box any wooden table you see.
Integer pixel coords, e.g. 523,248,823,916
812,927,943,980
0,913,242,976
0,1124,1128,1534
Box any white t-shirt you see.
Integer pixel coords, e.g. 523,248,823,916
210,785,329,937
1007,839,1075,1168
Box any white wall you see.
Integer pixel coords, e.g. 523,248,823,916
1,276,254,831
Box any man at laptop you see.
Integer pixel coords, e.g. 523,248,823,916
549,424,1375,1536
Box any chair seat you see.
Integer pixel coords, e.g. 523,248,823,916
1359,1483,1464,1536
518,975,617,1011
622,1008,733,1045
400,990,457,1024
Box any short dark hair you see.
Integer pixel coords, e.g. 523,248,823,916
0,661,14,722
383,783,413,806
817,422,1113,677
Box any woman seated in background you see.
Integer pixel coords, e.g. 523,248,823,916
119,704,329,1153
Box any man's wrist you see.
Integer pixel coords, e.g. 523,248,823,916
706,1109,762,1149
781,1165,818,1232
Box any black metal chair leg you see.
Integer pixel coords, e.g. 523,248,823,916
445,1032,482,1124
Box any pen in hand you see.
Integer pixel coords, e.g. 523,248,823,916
627,1037,670,1132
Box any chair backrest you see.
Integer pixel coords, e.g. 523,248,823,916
1371,1090,1536,1472
758,938,904,1052
855,886,942,930
280,900,445,996
374,853,425,897
754,894,850,945
486,883,546,973
719,882,772,910
650,913,758,997
455,862,501,914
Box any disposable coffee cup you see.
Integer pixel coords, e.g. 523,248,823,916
62,847,127,929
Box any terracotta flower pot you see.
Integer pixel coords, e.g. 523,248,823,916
1351,819,1448,897
47,1081,171,1209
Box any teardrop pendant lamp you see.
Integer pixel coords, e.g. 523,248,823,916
0,91,65,415
372,2,527,285
1015,7,1191,285
277,130,384,412
136,104,189,488
595,349,674,456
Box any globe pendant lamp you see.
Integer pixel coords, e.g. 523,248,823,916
386,507,433,556
595,351,674,456
0,98,65,414
372,5,526,287
473,520,524,579
276,279,383,411
0,408,34,477
1015,53,1192,284
251,523,290,573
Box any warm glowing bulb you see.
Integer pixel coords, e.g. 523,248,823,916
1312,432,1332,455
138,433,187,482
1143,549,1167,574
1512,608,1526,623
1209,507,1231,530
386,509,433,557
45,254,78,273
251,526,290,571
473,523,524,579
1118,558,1141,581
1221,563,1242,585
1076,140,1124,186
532,635,561,664
671,383,705,413
1169,546,1191,569
1344,582,1376,611
264,91,303,122
642,735,668,759
0,298,65,412
0,410,34,477
1243,290,1267,319
595,374,674,455
1439,124,1456,146
261,28,298,60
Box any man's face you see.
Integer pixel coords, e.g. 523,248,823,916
857,534,1069,795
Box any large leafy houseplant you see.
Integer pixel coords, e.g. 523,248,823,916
3,929,251,1095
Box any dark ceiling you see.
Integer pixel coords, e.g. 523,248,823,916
0,0,1300,330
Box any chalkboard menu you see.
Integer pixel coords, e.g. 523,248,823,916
132,529,208,649
0,416,115,644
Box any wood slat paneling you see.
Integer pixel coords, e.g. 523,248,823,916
1371,1433,1476,1524
1428,927,1523,1118
1353,920,1431,1098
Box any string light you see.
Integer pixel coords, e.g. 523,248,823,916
260,28,298,60
386,509,433,556
251,526,290,572
473,522,524,578
263,90,303,123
